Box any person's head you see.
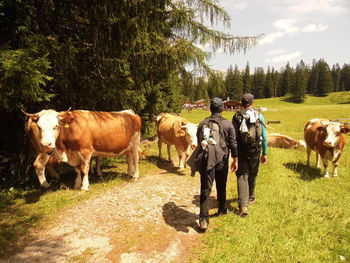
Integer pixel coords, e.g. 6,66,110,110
241,93,254,108
210,97,224,113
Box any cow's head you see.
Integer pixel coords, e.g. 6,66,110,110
22,108,71,152
317,120,350,147
174,119,198,149
183,123,198,149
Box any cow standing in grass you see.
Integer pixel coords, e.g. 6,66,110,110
304,118,350,177
156,113,197,169
23,109,141,190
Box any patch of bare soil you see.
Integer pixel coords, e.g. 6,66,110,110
3,162,219,263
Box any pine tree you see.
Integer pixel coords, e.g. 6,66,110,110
242,62,251,93
253,67,265,98
271,67,280,97
279,62,293,96
316,59,333,96
331,64,341,92
307,59,318,94
225,65,235,99
264,66,274,98
340,64,350,91
290,60,307,102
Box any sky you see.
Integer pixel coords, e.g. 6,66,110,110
202,0,350,72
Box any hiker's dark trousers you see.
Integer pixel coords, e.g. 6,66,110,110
199,161,228,223
236,153,260,208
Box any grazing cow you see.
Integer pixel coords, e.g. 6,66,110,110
267,133,306,150
304,118,350,177
156,113,197,169
23,109,141,190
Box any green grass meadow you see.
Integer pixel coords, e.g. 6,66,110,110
0,93,350,262
182,94,350,263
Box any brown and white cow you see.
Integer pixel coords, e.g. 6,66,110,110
156,113,197,169
26,117,103,188
23,109,141,190
268,133,306,150
304,118,350,177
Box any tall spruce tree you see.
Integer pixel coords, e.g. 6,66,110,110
290,60,307,102
279,62,293,96
253,67,265,98
264,66,274,98
242,62,251,93
271,67,280,97
331,64,341,92
316,59,333,96
225,65,235,99
340,64,350,91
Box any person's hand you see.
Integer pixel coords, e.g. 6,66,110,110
260,154,267,164
231,157,238,172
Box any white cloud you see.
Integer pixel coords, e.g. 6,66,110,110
220,0,248,10
232,2,248,10
274,19,296,30
266,49,287,56
302,24,329,32
271,0,348,16
266,51,302,63
259,31,285,45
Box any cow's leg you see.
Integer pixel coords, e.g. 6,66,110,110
321,158,329,178
175,146,184,169
184,147,191,168
74,167,82,189
316,151,321,168
131,132,140,179
158,139,163,158
125,150,134,177
46,164,60,179
81,154,92,191
332,162,339,177
167,144,173,163
34,153,51,188
94,157,102,177
306,147,311,166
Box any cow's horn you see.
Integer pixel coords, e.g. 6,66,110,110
320,120,330,126
21,109,38,118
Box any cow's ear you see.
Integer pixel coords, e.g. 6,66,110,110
316,126,326,132
174,120,186,137
58,112,74,125
341,126,350,134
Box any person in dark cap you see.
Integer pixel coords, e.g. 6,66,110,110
232,93,267,217
195,97,238,231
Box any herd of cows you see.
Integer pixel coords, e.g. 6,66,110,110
22,109,350,190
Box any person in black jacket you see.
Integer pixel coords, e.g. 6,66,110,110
196,97,238,231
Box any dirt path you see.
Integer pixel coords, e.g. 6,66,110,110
4,165,212,263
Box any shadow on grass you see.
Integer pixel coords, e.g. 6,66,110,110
145,155,187,176
280,97,304,104
162,201,200,233
0,191,43,258
283,162,323,181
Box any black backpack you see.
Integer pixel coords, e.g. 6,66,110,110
233,109,262,146
200,116,227,151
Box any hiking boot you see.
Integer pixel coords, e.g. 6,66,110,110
216,208,228,216
237,206,248,217
248,198,256,205
199,219,208,231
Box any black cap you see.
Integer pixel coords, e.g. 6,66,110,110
241,93,254,107
210,97,223,112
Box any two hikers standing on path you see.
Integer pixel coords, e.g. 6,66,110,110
192,93,267,231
